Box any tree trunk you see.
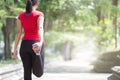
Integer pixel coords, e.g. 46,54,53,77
112,0,118,48
97,11,101,23
97,10,105,24
2,18,15,59
14,0,19,3
60,42,72,61
44,18,53,31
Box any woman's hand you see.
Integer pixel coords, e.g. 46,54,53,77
32,42,42,55
12,50,18,59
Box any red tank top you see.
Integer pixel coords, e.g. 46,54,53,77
18,10,44,41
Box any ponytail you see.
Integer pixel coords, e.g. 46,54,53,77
26,0,32,15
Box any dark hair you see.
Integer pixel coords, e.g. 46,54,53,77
26,0,38,15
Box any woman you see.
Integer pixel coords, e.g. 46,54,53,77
13,0,44,80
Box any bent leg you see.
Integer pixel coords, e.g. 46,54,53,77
32,45,44,77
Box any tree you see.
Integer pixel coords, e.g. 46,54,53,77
38,0,80,31
0,0,23,59
112,0,119,48
0,0,119,59
2,18,15,59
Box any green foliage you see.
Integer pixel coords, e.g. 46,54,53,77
0,59,21,67
45,51,60,59
77,9,97,26
45,31,73,48
0,0,24,41
93,0,112,16
38,0,120,53
0,10,7,17
87,19,115,52
17,0,26,7
45,31,80,52
0,0,119,57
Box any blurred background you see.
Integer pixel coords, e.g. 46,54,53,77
0,0,120,80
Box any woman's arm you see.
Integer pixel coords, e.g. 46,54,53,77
13,19,22,59
37,16,44,46
32,16,44,55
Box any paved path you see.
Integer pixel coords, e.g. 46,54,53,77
0,36,112,80
33,73,111,80
44,58,94,73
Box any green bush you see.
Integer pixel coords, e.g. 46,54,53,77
44,31,80,59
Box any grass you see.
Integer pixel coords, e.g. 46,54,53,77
45,52,61,60
0,59,21,67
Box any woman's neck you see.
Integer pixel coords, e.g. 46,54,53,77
32,8,37,11
32,5,38,11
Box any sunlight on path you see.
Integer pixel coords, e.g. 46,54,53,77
33,73,111,80
45,35,97,73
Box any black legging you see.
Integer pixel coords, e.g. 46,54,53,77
20,40,44,80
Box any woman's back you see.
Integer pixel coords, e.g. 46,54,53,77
18,10,44,41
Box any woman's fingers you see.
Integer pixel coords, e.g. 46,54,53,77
32,46,41,55
32,43,42,55
12,50,18,59
12,53,18,59
32,44,41,50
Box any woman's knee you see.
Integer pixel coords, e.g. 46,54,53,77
34,71,44,77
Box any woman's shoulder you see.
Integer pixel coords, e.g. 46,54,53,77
19,11,26,16
18,11,26,20
35,11,44,17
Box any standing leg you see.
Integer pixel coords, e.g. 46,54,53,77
20,42,32,80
